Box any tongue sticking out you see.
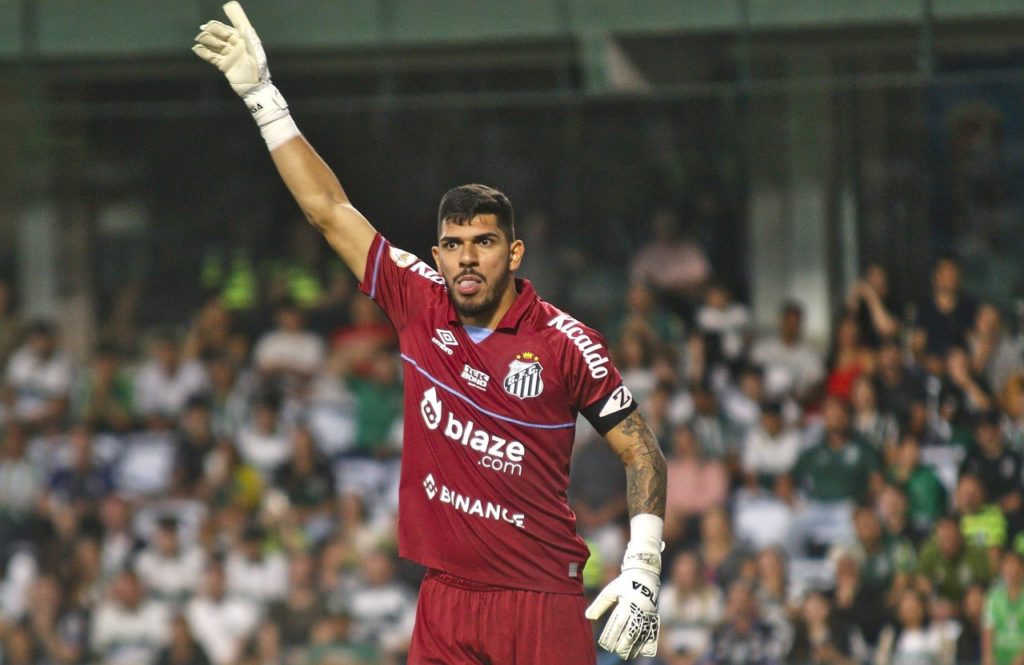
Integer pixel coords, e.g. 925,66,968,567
457,280,481,296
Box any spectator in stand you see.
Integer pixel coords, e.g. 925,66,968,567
914,254,978,359
135,515,205,606
203,353,250,440
0,279,23,372
787,590,859,665
252,299,325,390
874,589,951,665
615,325,659,407
957,584,985,665
274,425,336,543
741,400,801,492
752,547,793,651
3,320,73,429
45,425,113,522
687,382,740,466
224,523,287,607
186,561,261,665
235,391,291,478
264,551,327,662
0,424,40,544
174,397,219,492
664,424,729,548
1001,374,1024,452
155,614,212,665
659,550,725,665
134,331,209,423
851,376,900,453
569,431,628,573
697,509,751,590
327,549,415,659
970,304,1024,398
21,573,89,665
959,410,1022,533
916,515,991,603
73,343,134,433
885,436,948,540
695,281,751,376
954,474,1008,553
825,314,874,403
630,207,711,323
751,301,825,404
607,281,686,350
697,581,784,665
91,568,170,665
846,263,901,349
831,551,886,651
786,396,881,557
874,338,926,431
842,506,916,602
983,549,1024,665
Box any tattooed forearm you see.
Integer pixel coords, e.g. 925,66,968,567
618,411,667,519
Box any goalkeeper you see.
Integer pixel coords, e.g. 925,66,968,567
193,4,667,662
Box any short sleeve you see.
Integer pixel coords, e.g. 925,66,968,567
358,233,447,330
546,312,636,434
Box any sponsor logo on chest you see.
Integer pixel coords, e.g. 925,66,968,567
419,388,525,476
432,328,459,355
422,473,525,529
461,364,490,391
503,351,544,399
546,313,610,379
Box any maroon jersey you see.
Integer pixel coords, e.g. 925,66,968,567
359,233,636,594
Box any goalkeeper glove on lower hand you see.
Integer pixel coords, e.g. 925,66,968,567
585,515,663,660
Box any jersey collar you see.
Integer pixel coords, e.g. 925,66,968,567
446,277,537,332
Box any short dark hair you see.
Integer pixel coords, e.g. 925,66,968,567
437,184,515,241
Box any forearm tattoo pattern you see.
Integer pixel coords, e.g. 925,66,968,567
619,411,667,518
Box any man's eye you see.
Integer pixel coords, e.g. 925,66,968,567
444,241,458,250
479,238,492,246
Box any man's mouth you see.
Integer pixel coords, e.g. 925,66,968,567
456,274,483,296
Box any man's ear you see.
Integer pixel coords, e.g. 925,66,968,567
509,239,525,271
431,245,441,272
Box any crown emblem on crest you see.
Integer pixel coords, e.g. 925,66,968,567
516,351,539,362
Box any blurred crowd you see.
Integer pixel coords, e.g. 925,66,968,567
1,211,1024,665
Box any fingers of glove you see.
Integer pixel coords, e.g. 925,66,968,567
191,44,221,65
584,589,617,621
199,20,235,42
597,604,630,654
194,31,230,53
222,1,253,32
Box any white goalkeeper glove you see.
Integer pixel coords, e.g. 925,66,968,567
192,1,299,149
585,515,663,660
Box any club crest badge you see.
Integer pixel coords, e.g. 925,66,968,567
503,352,544,400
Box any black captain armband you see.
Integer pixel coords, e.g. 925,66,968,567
581,385,638,436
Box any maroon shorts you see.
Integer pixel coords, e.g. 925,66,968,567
408,570,596,665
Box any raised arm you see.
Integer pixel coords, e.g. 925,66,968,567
585,409,667,660
192,2,375,278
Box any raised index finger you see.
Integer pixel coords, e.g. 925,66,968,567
222,1,252,31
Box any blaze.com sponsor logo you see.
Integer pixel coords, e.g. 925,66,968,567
419,388,525,476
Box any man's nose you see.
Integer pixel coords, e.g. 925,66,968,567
459,244,478,266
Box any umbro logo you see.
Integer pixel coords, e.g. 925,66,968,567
431,329,458,355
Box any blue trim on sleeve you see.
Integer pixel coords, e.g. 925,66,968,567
368,238,385,299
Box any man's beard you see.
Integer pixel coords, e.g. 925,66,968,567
449,270,511,319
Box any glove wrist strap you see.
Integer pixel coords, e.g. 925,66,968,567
243,84,300,150
622,514,664,576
